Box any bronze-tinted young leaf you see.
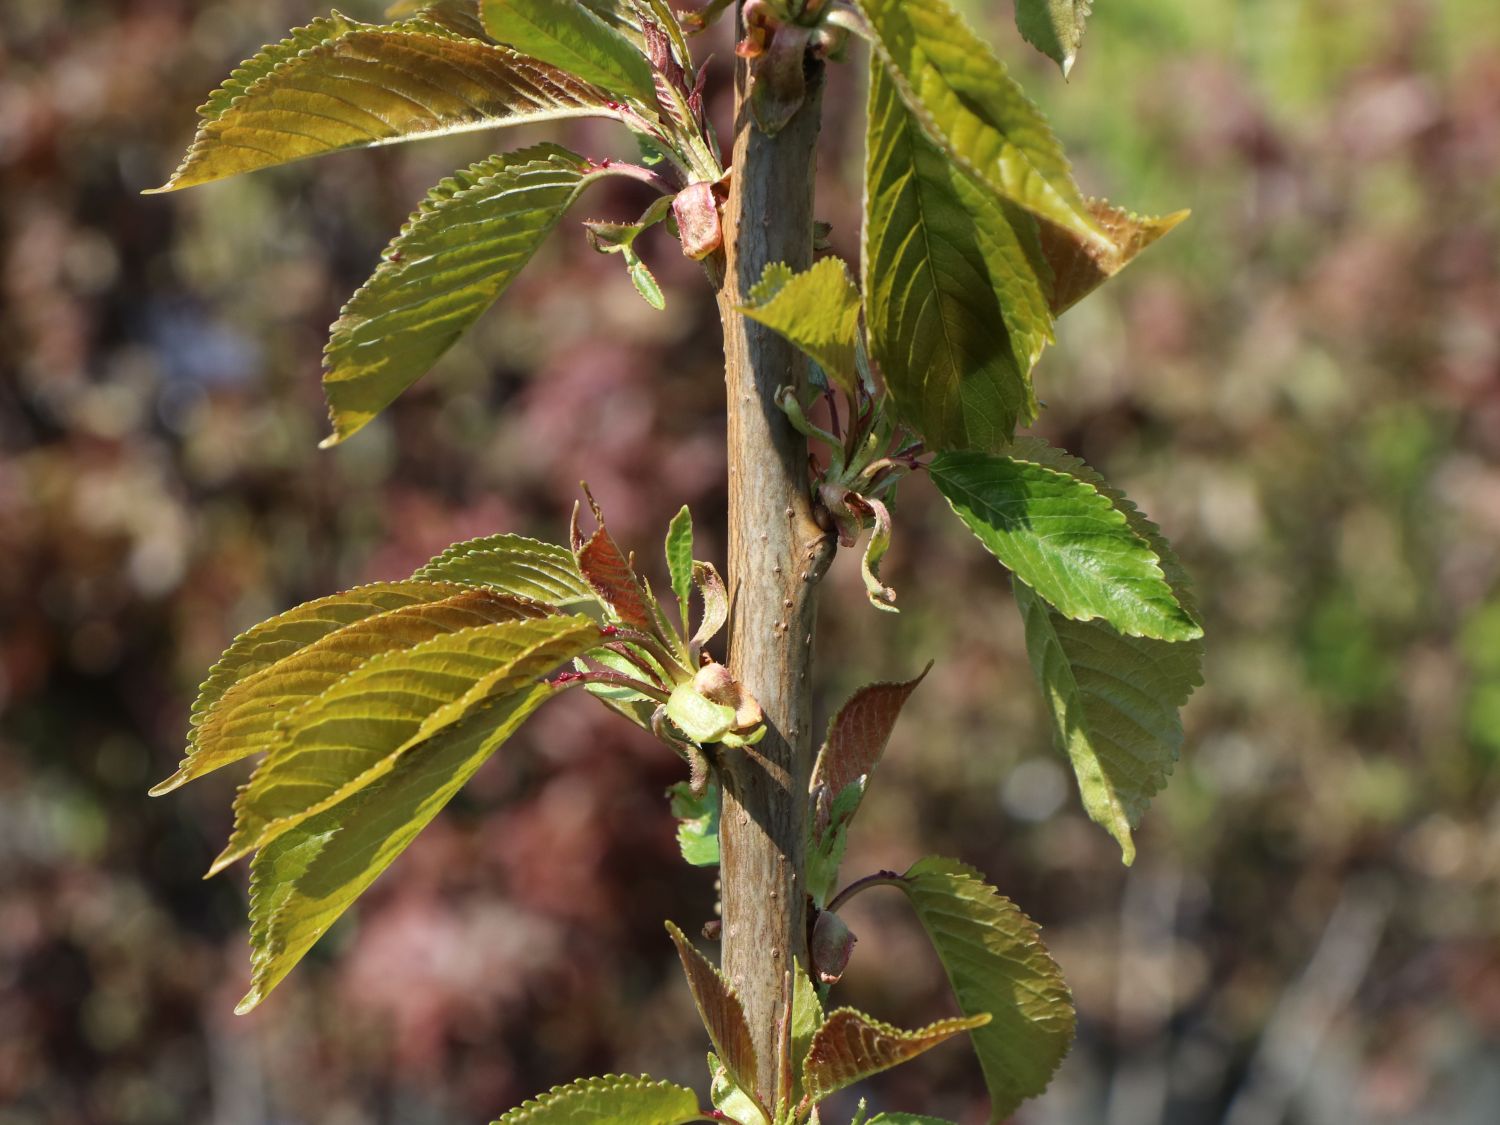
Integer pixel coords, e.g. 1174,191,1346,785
240,683,557,1011
802,1007,990,1102
689,561,728,650
568,500,656,631
210,614,600,874
416,532,601,612
1016,0,1093,78
323,146,624,444
1039,199,1189,315
739,258,862,395
811,667,929,802
665,921,762,1116
855,0,1108,250
489,1073,706,1125
481,0,658,106
150,15,620,193
899,857,1075,1121
930,441,1202,641
159,585,552,794
863,66,1052,451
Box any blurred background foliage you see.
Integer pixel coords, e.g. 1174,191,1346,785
2,0,1498,1122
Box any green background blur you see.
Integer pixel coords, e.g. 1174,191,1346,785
2,1,1498,1122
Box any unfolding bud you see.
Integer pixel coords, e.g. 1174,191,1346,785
672,181,723,260
693,661,763,732
810,909,856,985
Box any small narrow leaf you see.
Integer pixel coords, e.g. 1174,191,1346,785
665,506,694,614
789,967,824,1102
490,1073,705,1124
240,683,556,1010
1040,199,1189,315
802,1008,990,1102
689,561,728,649
151,16,620,192
323,146,622,444
855,0,1108,250
481,0,658,106
930,442,1202,641
899,857,1075,1121
665,921,762,1114
738,258,862,394
863,67,1052,451
417,532,600,612
212,614,599,873
571,499,657,631
1016,0,1093,77
162,586,552,793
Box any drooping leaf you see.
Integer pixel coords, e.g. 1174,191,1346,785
1015,578,1202,865
665,922,762,1115
1039,198,1190,315
855,0,1108,251
490,1073,706,1124
163,580,464,793
738,259,862,395
585,194,674,310
150,15,621,193
160,585,552,793
811,667,929,801
322,146,623,444
1016,0,1093,77
240,683,556,1011
899,857,1075,1121
416,532,600,612
689,561,728,650
481,0,658,106
668,779,720,866
863,67,1052,451
802,1008,990,1103
930,441,1202,641
211,614,599,873
665,506,694,614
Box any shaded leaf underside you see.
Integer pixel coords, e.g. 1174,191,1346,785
665,922,761,1114
802,1007,989,1101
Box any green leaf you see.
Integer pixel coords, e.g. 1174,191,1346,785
789,966,824,1102
668,779,720,866
1040,198,1189,316
665,506,694,614
865,1117,959,1125
210,614,599,874
738,259,862,395
162,580,466,794
490,1073,706,1124
863,67,1052,451
322,145,622,444
930,441,1202,641
150,15,621,193
1015,578,1202,865
665,922,762,1115
481,0,658,106
157,583,552,794
802,1007,990,1103
709,1056,769,1125
585,195,673,310
855,0,1108,251
1016,0,1093,77
666,683,736,745
416,532,601,612
239,682,556,1011
899,857,1075,1122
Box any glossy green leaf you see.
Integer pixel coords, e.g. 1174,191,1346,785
150,14,620,193
802,1007,990,1102
491,1073,707,1124
855,0,1108,251
899,857,1075,1122
322,145,621,444
239,683,556,1011
1016,0,1093,77
738,258,862,395
211,614,599,873
930,441,1202,641
863,67,1052,451
481,0,658,106
666,922,762,1114
668,779,720,867
665,506,694,614
416,532,601,612
158,584,551,794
